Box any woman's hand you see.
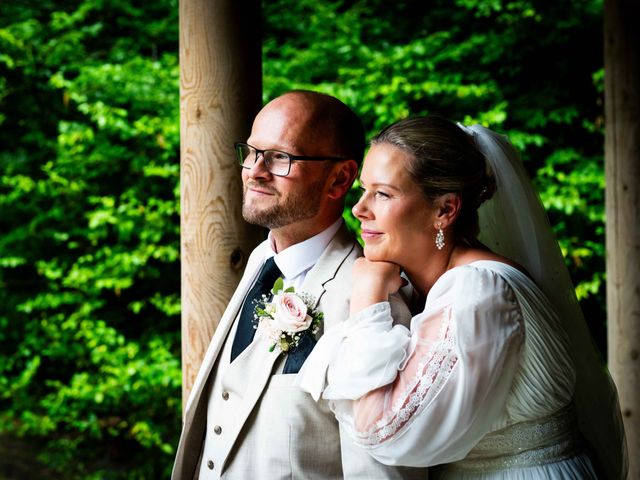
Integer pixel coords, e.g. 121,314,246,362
350,257,405,316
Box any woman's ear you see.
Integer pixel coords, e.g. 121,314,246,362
434,193,462,228
327,159,359,200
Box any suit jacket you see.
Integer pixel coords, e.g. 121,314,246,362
172,224,427,479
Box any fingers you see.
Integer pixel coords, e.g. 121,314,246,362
352,257,404,296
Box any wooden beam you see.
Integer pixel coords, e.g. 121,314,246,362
179,0,262,409
605,0,640,475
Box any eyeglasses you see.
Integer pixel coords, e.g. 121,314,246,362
234,142,349,177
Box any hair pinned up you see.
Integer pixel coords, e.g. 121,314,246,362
371,115,496,245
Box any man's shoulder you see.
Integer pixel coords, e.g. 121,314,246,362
306,225,359,311
323,223,362,262
245,238,270,265
310,226,361,288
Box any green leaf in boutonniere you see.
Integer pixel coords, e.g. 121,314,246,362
271,277,284,295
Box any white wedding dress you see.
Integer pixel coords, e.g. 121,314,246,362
298,124,627,478
300,260,597,478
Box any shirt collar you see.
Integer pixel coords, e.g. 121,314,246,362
265,218,343,280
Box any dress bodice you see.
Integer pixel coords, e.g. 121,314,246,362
298,261,598,478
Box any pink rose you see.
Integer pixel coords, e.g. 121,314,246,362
272,293,312,333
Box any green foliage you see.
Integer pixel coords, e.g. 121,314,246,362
0,0,607,477
0,0,180,477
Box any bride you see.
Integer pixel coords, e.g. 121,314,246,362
297,116,627,478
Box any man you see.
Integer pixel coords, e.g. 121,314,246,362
172,91,426,479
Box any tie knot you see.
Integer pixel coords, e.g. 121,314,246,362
257,257,282,289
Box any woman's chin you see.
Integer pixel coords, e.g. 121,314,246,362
363,246,389,262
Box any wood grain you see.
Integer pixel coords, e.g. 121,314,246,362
179,0,262,409
605,0,640,475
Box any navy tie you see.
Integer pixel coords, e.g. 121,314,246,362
230,257,282,362
283,332,317,374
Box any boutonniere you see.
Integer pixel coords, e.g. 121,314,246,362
254,277,323,354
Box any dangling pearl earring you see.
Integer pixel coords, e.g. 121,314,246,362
435,222,445,250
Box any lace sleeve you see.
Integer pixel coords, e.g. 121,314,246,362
324,266,524,467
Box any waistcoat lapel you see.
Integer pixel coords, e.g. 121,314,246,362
216,331,282,470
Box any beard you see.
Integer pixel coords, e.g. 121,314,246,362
242,176,326,229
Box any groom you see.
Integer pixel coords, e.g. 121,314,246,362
172,90,425,479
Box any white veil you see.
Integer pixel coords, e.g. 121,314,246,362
459,124,628,479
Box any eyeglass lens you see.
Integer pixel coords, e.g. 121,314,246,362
236,144,291,176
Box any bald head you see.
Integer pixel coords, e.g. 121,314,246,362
242,90,362,249
261,90,365,165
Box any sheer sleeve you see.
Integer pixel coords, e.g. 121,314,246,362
300,265,524,467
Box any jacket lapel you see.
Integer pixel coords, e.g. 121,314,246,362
301,224,357,331
183,242,267,417
174,243,270,480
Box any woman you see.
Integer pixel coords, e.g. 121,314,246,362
297,116,627,478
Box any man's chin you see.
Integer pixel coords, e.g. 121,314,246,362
242,207,282,229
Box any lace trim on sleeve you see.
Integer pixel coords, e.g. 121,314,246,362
347,305,459,446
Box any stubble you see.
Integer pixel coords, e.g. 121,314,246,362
242,175,327,229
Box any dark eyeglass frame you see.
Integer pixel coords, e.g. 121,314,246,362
234,142,349,177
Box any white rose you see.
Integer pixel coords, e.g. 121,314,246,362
272,293,312,333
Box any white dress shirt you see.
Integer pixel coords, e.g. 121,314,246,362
267,217,343,290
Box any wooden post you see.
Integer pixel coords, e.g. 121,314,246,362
605,0,640,475
180,0,262,409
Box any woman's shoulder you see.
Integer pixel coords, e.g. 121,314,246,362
444,248,535,290
451,248,527,275
430,256,519,304
427,254,524,342
433,248,524,289
433,250,549,318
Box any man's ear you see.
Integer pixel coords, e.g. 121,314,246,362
327,159,359,200
434,193,462,227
